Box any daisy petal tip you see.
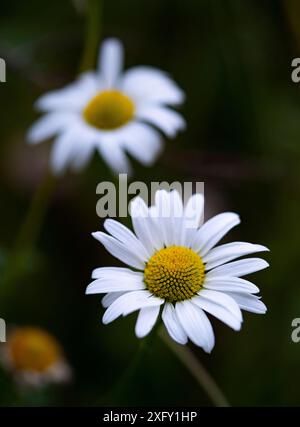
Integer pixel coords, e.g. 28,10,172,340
261,260,270,269
224,212,240,225
234,213,241,223
173,89,186,105
204,344,214,354
259,303,267,314
102,312,113,325
103,218,114,232
34,97,45,112
255,244,270,253
134,329,148,339
180,116,187,129
254,304,267,315
102,37,123,50
85,283,98,295
91,231,102,241
50,156,66,176
26,128,39,145
233,322,242,332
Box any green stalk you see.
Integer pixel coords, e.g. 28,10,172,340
79,0,102,72
13,169,57,253
159,328,230,407
101,326,158,405
101,323,229,407
1,169,57,296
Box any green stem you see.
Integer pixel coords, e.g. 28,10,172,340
79,0,102,72
159,328,230,407
14,169,57,253
1,169,57,294
102,324,159,405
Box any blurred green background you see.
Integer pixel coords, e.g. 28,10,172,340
0,0,299,406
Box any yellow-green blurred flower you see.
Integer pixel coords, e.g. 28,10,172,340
1,326,71,387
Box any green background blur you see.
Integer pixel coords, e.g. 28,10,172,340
0,0,299,406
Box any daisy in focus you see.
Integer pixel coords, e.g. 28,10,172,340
86,190,269,353
27,38,185,175
1,327,71,387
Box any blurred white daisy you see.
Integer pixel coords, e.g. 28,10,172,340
1,327,71,387
27,38,185,175
86,190,269,353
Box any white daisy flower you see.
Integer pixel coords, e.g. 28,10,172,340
27,38,185,175
86,190,269,353
1,327,71,387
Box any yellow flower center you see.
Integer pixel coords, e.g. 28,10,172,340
8,328,61,373
83,90,135,130
144,246,205,302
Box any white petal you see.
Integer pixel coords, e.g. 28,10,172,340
86,270,145,294
203,242,269,270
99,38,124,88
36,72,99,112
193,290,242,331
102,292,125,308
120,66,185,106
75,71,101,96
98,141,132,175
92,266,143,279
162,303,188,345
50,130,77,175
71,137,95,171
224,292,267,314
151,190,184,247
175,301,215,353
154,190,174,247
170,189,184,213
121,122,163,166
206,258,269,278
104,219,149,261
92,231,145,270
204,276,259,294
135,305,160,338
146,206,165,251
136,105,186,138
102,290,163,324
183,193,204,247
27,112,77,144
130,197,157,257
191,212,240,256
36,88,82,112
169,190,184,246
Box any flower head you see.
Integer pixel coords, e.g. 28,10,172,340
86,190,269,353
1,327,71,387
28,38,185,175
